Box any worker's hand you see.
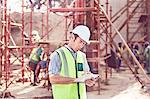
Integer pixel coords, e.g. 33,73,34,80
85,79,95,87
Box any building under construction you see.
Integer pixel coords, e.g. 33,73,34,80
0,0,150,99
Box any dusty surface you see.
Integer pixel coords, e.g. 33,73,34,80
87,67,136,99
87,66,150,99
1,82,52,99
1,65,150,99
111,83,150,99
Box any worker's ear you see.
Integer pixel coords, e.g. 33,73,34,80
69,33,75,41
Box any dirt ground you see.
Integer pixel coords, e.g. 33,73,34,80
87,65,150,99
0,64,150,99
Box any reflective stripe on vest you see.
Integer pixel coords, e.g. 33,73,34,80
52,47,87,99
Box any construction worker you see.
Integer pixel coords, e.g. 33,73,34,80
132,44,140,74
35,43,50,85
29,42,43,86
116,42,123,72
129,43,134,65
144,42,150,74
49,25,96,99
31,30,41,43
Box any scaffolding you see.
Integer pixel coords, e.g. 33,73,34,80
0,0,150,98
127,0,147,43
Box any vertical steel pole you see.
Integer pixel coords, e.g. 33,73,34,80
22,0,25,83
0,2,2,85
127,0,129,43
3,0,8,89
30,9,33,45
42,13,44,37
7,9,10,84
97,0,101,95
79,0,84,24
46,1,49,39
105,0,109,84
109,6,113,77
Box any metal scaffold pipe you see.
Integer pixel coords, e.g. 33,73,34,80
22,0,25,83
95,0,150,82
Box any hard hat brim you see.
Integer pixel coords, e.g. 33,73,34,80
87,41,90,44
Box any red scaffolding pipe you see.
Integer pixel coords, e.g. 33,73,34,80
105,0,109,84
96,0,101,95
77,0,84,23
46,2,49,39
109,6,113,77
3,0,8,89
30,9,33,45
21,0,25,83
0,2,2,84
48,7,96,12
7,9,11,86
42,13,44,37
0,0,39,93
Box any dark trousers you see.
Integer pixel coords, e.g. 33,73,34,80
116,58,121,71
29,61,38,83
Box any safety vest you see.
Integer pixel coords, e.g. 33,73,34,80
29,47,42,64
52,47,87,99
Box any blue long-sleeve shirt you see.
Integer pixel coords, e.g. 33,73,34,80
48,45,90,75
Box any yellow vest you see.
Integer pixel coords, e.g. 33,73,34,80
29,48,42,63
52,47,87,99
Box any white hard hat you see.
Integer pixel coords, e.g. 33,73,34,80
72,25,91,44
31,30,41,43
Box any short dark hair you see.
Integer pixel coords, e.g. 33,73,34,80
134,44,139,50
70,32,79,39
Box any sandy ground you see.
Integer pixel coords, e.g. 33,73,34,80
1,82,52,99
0,65,150,99
88,83,150,99
111,83,150,99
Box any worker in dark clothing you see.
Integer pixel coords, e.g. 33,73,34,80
132,44,140,74
116,42,123,72
144,42,150,74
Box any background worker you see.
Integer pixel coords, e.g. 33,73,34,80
116,42,123,72
29,43,43,86
144,42,150,74
35,43,50,86
132,44,140,74
49,25,96,99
